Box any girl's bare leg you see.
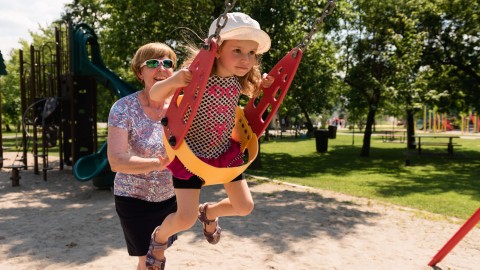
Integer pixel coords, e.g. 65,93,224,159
202,180,254,233
151,188,201,262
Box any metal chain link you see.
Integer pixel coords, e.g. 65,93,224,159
293,0,336,57
205,0,237,49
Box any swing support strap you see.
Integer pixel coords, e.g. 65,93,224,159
162,1,237,149
294,0,336,57
206,0,237,49
162,40,217,149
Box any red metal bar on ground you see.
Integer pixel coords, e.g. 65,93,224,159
428,208,480,266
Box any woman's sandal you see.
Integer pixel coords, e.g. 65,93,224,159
146,226,171,270
198,203,222,245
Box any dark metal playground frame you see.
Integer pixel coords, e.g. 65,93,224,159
2,23,135,188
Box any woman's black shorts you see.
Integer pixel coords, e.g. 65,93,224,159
172,173,245,189
115,195,177,256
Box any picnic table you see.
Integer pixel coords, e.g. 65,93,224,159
382,129,406,143
413,134,460,155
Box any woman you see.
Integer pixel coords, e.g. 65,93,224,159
107,42,190,270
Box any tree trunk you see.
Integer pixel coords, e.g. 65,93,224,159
361,109,376,157
297,102,314,136
264,128,270,142
406,109,416,149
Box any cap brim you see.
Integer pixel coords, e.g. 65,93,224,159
219,27,271,54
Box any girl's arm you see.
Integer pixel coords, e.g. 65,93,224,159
150,69,192,101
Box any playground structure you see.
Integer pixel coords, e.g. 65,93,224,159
419,105,480,134
2,22,136,187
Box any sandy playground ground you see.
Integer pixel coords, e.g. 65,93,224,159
0,152,479,270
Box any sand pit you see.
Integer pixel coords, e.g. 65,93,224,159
0,152,479,269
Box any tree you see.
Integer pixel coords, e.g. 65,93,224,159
62,0,106,30
419,0,480,112
1,53,21,131
386,2,428,150
0,51,6,160
0,51,6,75
341,0,397,157
0,25,60,131
339,0,432,156
242,0,339,135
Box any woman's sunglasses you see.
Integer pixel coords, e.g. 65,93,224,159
141,59,174,69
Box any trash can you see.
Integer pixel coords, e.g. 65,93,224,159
328,125,337,139
314,129,329,152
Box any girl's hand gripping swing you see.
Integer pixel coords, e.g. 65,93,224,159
161,41,217,149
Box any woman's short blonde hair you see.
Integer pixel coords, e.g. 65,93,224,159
131,42,177,82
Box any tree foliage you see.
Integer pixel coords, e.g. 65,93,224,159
73,0,340,134
2,0,479,161
419,0,480,113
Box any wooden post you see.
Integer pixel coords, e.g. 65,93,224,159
423,105,427,132
5,165,23,187
474,113,478,133
428,111,433,131
461,115,464,134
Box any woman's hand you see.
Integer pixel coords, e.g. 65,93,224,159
158,154,171,171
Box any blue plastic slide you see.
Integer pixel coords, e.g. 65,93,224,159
71,24,136,188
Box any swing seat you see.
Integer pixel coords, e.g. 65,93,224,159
163,105,258,186
162,44,304,187
163,48,304,186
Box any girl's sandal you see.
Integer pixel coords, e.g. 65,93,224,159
146,226,170,270
198,203,222,245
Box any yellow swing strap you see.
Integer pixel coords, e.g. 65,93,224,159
163,106,258,186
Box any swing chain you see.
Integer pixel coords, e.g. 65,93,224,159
205,0,237,49
293,0,336,57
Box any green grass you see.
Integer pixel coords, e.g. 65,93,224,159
1,128,108,156
247,132,480,220
3,128,479,220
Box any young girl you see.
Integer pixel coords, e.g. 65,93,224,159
146,12,274,269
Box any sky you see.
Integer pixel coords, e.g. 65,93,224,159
0,0,71,60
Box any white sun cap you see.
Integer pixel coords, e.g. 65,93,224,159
208,12,271,54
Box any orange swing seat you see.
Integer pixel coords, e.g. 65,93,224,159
162,40,303,186
163,105,258,186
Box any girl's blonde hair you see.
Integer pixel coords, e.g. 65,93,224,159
131,42,177,82
183,42,263,98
